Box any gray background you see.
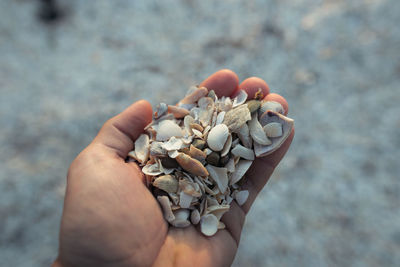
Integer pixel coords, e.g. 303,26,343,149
1,0,399,266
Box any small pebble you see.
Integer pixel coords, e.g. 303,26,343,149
161,157,179,168
220,155,230,166
206,152,220,166
247,100,261,113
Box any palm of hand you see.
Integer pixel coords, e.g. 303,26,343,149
55,70,294,267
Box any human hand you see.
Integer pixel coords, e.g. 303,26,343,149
53,69,294,267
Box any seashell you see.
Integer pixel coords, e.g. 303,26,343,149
248,113,272,145
128,150,137,160
179,86,208,105
157,159,174,175
190,123,204,132
142,162,163,176
153,175,179,193
162,136,184,151
223,105,251,132
190,209,201,225
179,178,202,197
216,111,225,125
225,158,236,173
204,148,213,156
230,160,252,185
192,129,203,138
208,90,217,101
226,195,233,204
259,101,285,115
189,107,201,121
218,97,233,112
189,145,207,162
205,165,228,194
181,135,194,145
211,111,218,128
171,209,191,228
192,139,206,150
156,120,183,141
157,196,175,222
246,100,261,113
176,153,209,177
206,204,230,220
168,105,190,119
235,190,249,206
200,214,219,236
168,150,179,159
231,144,255,160
198,97,214,109
133,134,150,164
255,111,294,157
233,90,248,107
168,192,180,205
263,122,283,138
160,157,179,169
154,103,168,119
179,191,193,208
206,152,220,166
207,124,229,151
220,134,232,157
218,221,226,230
150,141,167,157
202,125,211,140
199,197,207,215
184,115,195,135
220,155,230,166
237,124,252,148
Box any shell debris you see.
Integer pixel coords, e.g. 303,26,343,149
127,85,294,236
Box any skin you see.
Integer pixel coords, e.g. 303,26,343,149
53,69,295,267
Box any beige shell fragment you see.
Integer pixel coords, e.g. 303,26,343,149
221,134,232,157
248,113,272,145
207,124,229,151
231,144,255,160
254,111,294,157
232,90,248,107
142,162,163,176
218,221,226,230
235,190,249,206
190,209,201,225
168,105,190,119
133,134,150,164
200,214,219,236
150,142,167,157
157,196,175,222
171,209,191,228
156,120,183,141
179,87,208,105
168,150,179,159
162,136,184,151
179,179,202,197
188,145,207,162
176,153,209,177
184,115,195,135
223,104,251,132
153,175,179,193
230,160,252,185
206,165,228,194
263,122,283,137
206,204,230,220
216,111,225,125
237,124,252,148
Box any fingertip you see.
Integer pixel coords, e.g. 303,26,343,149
237,77,270,99
263,93,289,115
199,69,239,97
131,99,153,125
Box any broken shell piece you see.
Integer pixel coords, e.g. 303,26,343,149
176,153,209,177
235,190,249,206
184,115,195,135
171,209,191,228
157,196,175,222
200,214,219,236
220,134,232,157
192,139,206,150
263,122,283,138
179,87,208,105
156,120,183,141
192,129,203,138
155,103,168,119
233,90,248,107
168,150,180,159
133,134,150,164
168,105,190,119
153,175,179,193
189,145,207,162
207,124,229,151
150,142,167,157
179,191,193,208
255,111,294,157
248,113,272,145
230,160,252,185
179,179,202,197
142,162,163,176
225,158,235,173
208,90,217,101
246,100,261,113
206,204,230,220
231,144,255,160
218,221,226,230
216,111,225,125
223,105,251,132
237,124,252,148
190,123,204,132
206,165,228,193
190,209,201,225
162,136,184,151
259,101,285,115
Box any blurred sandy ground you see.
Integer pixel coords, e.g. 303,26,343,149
1,0,400,266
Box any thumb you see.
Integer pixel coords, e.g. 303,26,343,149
93,100,153,158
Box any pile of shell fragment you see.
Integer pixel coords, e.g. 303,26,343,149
128,86,294,236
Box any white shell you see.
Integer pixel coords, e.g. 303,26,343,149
162,136,184,151
232,90,248,107
155,103,168,118
230,160,252,185
216,111,225,125
248,113,272,145
200,214,219,236
179,191,193,208
207,124,229,151
231,144,255,160
190,209,201,225
206,165,228,194
206,204,230,220
259,101,285,115
225,158,236,173
263,122,283,138
235,190,249,206
168,150,179,158
237,124,252,148
184,115,195,135
192,129,203,138
157,196,175,222
220,134,232,157
142,162,162,176
133,134,150,164
156,120,183,141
